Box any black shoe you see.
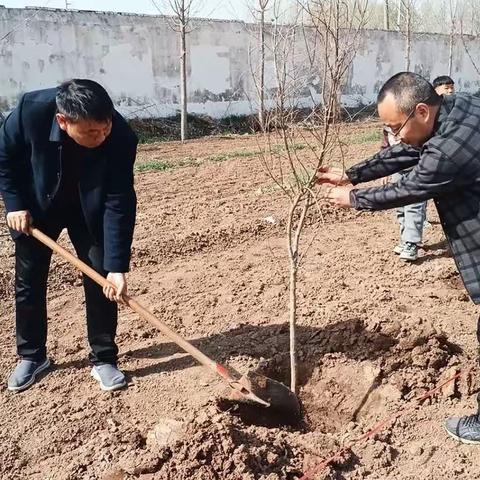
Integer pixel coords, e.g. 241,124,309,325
445,414,480,444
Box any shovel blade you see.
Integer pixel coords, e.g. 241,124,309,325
217,362,301,425
244,371,301,420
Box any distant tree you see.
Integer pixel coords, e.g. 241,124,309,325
247,0,273,131
154,0,199,141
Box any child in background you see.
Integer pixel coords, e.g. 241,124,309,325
382,129,426,261
433,75,455,95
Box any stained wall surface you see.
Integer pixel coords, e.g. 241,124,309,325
1,7,478,118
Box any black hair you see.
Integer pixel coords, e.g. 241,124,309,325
377,72,442,114
56,79,114,122
432,75,455,88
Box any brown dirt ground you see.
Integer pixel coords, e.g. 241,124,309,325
1,123,480,479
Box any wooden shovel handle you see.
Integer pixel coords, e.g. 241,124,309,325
30,227,220,374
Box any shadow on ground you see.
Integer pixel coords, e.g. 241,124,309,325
120,319,398,387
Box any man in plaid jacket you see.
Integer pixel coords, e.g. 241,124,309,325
318,71,480,444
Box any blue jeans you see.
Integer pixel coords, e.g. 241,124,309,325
392,172,427,244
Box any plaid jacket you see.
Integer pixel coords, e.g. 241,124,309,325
347,94,480,304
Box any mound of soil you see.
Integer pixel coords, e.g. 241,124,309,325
147,407,303,480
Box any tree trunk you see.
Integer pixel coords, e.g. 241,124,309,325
180,22,188,142
397,0,402,31
384,0,390,30
289,260,297,394
404,2,411,70
259,7,266,131
324,0,342,124
287,195,309,395
448,30,454,76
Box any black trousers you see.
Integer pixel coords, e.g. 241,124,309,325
15,210,118,365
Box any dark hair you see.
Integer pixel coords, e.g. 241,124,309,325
377,72,442,114
56,79,114,122
432,75,455,88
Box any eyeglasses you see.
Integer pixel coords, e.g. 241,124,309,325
383,104,417,139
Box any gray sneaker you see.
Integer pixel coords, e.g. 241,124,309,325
393,243,404,255
91,364,126,391
399,242,418,261
7,358,51,392
445,414,480,444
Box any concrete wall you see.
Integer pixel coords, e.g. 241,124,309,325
1,7,480,118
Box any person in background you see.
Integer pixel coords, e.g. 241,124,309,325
381,119,425,261
433,75,455,96
386,128,426,261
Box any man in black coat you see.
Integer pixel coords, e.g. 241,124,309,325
318,72,480,444
0,79,137,392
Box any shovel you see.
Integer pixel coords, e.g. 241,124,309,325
30,227,301,422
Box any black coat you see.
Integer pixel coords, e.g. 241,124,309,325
348,94,480,304
0,88,137,273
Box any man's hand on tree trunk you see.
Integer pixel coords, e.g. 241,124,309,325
315,166,352,187
325,185,355,208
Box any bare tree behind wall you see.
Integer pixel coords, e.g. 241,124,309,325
306,0,370,122
404,1,411,70
447,0,463,76
460,8,480,79
448,0,456,75
257,0,368,393
416,0,480,80
461,0,480,35
384,0,390,29
395,0,417,70
360,0,474,33
246,0,298,131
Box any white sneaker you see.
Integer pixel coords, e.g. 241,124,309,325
393,243,404,255
399,242,418,261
